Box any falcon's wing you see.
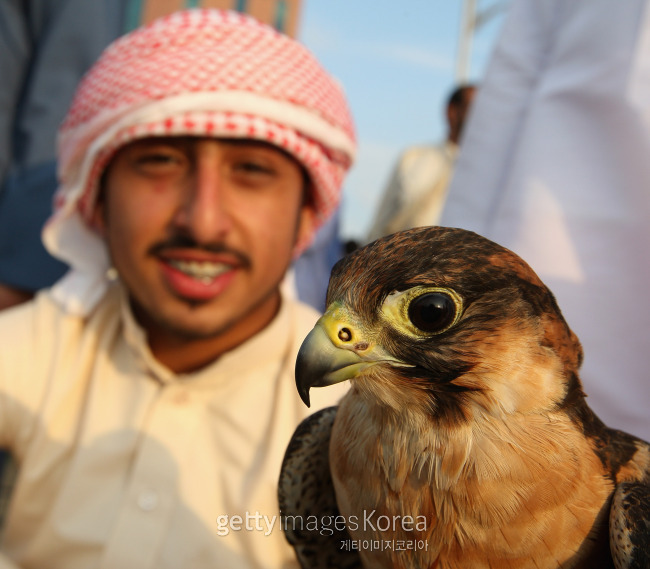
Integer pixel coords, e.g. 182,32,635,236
610,481,650,569
278,407,362,569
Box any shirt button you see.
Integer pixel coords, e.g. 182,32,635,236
137,490,159,512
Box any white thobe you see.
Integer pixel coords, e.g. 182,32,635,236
442,0,650,440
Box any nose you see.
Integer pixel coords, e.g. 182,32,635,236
173,143,232,243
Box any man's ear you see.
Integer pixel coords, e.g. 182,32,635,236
296,204,315,250
92,197,107,237
92,169,109,237
295,171,316,250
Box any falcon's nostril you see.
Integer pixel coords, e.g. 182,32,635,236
338,328,352,342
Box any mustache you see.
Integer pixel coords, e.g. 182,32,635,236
148,234,252,269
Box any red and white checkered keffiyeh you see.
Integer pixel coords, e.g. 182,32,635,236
42,8,356,314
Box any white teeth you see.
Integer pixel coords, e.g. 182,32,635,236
168,260,230,283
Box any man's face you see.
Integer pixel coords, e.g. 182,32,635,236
95,137,311,361
448,86,476,144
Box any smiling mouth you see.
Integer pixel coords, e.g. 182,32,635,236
166,259,232,284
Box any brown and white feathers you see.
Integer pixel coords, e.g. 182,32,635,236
279,226,650,569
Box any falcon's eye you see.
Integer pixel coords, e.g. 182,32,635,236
408,292,458,333
381,286,463,338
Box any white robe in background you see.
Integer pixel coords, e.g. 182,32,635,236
442,0,650,440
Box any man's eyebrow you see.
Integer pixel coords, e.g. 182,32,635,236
219,138,299,163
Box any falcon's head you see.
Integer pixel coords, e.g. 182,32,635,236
296,226,585,426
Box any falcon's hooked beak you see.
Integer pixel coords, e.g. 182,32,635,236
295,302,404,406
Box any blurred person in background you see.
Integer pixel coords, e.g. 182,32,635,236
0,0,121,310
366,83,476,242
441,0,650,440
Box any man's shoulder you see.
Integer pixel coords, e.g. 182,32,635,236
0,291,73,393
0,289,64,337
0,285,120,359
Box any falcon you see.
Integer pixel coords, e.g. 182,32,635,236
279,226,650,569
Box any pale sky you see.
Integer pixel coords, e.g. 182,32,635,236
297,0,507,242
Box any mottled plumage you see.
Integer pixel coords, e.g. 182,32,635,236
279,226,650,569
